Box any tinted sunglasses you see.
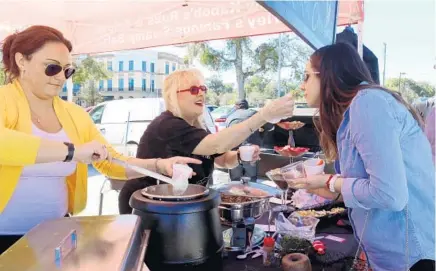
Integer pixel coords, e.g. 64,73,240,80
45,64,75,79
177,85,207,95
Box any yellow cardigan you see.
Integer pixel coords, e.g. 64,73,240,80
0,80,128,215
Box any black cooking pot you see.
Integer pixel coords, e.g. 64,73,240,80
130,184,224,271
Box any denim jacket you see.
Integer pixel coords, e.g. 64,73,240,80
337,88,435,270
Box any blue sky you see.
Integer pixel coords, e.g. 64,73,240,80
363,0,435,84
155,0,435,86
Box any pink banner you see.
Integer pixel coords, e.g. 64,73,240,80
0,0,363,55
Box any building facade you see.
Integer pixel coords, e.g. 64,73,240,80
60,49,184,103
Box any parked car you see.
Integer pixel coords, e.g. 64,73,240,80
210,105,235,131
211,105,262,131
206,105,218,112
88,98,217,157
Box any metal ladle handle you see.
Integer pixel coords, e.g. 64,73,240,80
112,158,176,185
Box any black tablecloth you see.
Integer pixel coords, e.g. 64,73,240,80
222,212,357,271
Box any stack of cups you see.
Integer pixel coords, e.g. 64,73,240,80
239,145,256,165
171,164,192,195
303,158,325,176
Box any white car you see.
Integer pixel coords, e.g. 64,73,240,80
88,98,217,157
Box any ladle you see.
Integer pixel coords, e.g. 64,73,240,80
112,158,188,193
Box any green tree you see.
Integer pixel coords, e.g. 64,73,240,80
386,78,435,103
244,75,304,106
73,57,111,106
219,92,238,106
0,64,5,86
185,35,310,100
185,38,279,100
205,75,233,95
205,91,220,106
280,80,304,101
273,35,312,83
245,75,271,95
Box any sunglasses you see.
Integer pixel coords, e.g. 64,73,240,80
45,64,76,79
177,85,208,95
303,71,320,82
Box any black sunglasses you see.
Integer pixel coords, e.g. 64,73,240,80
177,85,208,95
45,64,75,79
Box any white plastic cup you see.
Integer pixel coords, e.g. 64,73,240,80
239,145,256,162
171,164,192,194
303,158,325,176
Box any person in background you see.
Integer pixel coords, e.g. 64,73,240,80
425,108,435,162
413,98,434,123
0,25,201,254
285,42,435,271
225,99,261,182
118,69,295,214
413,98,435,161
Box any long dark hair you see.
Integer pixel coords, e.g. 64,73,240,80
310,42,423,160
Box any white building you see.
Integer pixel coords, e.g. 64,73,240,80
61,49,184,102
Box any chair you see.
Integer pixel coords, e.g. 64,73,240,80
98,178,126,215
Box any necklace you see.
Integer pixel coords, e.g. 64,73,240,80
29,108,41,123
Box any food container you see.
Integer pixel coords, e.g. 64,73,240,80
274,146,310,157
212,180,276,225
0,215,149,271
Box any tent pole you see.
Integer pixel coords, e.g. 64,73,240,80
276,33,282,98
67,78,73,102
357,20,364,59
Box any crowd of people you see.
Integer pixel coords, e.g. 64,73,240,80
0,25,434,271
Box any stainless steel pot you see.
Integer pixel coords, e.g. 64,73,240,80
218,197,270,225
213,179,276,225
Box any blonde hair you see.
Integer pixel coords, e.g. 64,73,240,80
163,68,206,129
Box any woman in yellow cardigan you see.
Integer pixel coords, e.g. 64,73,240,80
0,26,201,254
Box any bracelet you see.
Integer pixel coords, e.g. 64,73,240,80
333,193,342,202
329,174,341,193
325,174,334,189
154,158,162,173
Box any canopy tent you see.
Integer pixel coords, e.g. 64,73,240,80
0,0,364,101
0,0,363,55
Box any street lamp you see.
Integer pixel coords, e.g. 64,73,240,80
399,72,406,92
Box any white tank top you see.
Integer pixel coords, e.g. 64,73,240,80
0,125,77,235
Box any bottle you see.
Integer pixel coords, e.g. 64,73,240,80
262,236,275,267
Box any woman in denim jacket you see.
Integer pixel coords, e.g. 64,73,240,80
286,43,435,271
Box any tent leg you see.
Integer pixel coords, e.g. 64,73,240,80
67,78,73,102
357,20,364,59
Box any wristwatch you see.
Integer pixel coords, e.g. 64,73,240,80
237,150,242,165
63,142,75,162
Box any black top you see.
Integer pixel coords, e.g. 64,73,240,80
136,111,221,187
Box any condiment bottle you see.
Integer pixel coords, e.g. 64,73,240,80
262,236,275,267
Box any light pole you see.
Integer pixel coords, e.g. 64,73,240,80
399,72,406,92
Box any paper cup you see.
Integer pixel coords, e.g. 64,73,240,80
303,159,325,176
239,145,256,162
172,164,192,195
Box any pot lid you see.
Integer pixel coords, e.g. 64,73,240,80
212,179,275,198
141,184,209,201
